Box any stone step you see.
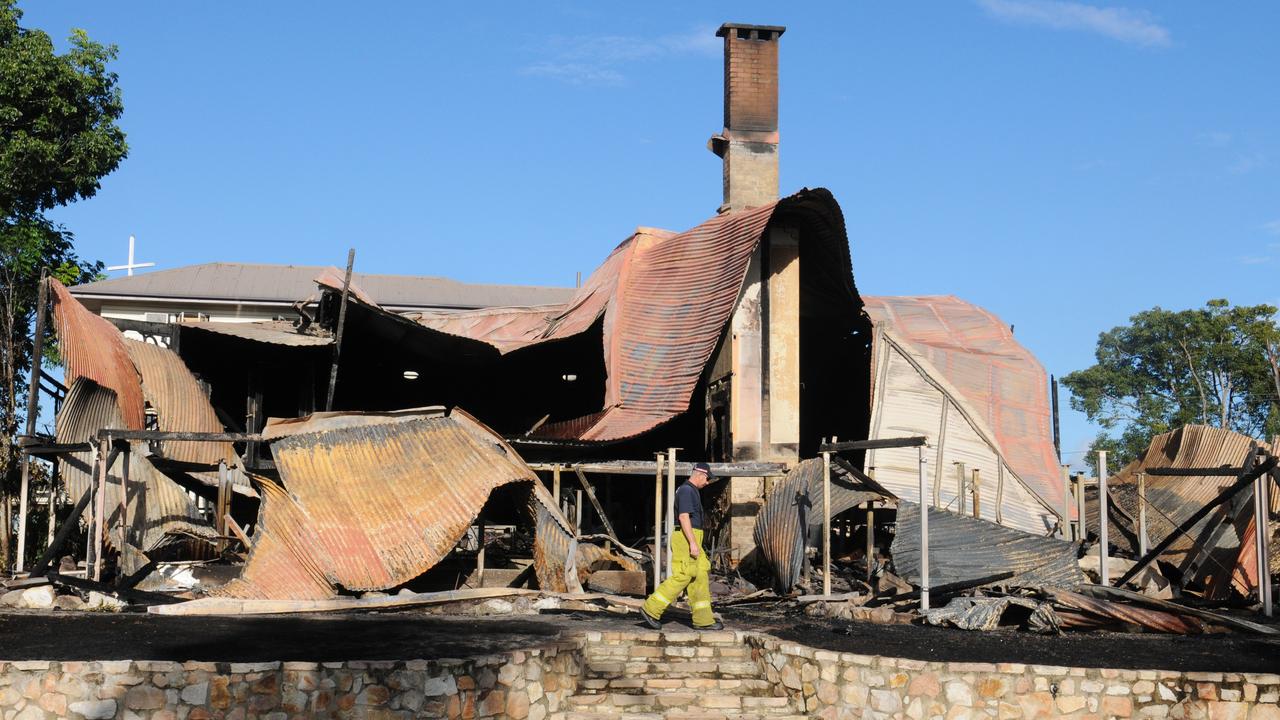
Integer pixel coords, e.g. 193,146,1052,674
566,692,798,715
575,676,781,696
580,631,743,647
583,660,762,679
584,645,754,661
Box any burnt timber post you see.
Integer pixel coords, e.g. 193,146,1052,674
1098,450,1110,586
865,466,876,582
918,445,930,611
325,248,355,411
15,271,48,572
821,448,831,597
1061,464,1072,540
1137,472,1148,555
91,435,110,582
653,453,664,588
665,448,677,580
1075,472,1086,542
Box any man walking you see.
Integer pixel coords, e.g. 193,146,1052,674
641,462,723,630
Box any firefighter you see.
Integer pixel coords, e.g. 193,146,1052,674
640,462,723,630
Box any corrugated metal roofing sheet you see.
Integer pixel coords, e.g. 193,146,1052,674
217,408,578,599
180,320,333,347
50,278,145,429
863,296,1062,533
56,378,216,552
1089,424,1275,597
322,188,856,443
261,407,447,440
52,284,248,491
892,502,1085,589
754,457,885,592
122,338,240,469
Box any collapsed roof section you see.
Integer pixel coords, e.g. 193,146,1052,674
316,188,860,444
49,278,259,557
1089,424,1280,599
51,278,249,486
215,408,581,600
862,295,1062,535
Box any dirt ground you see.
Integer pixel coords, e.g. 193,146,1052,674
0,607,1276,673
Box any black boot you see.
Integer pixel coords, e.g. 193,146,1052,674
640,608,663,629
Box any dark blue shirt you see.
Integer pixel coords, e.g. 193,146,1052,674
674,482,704,530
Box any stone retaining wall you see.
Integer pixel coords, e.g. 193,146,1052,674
3,628,1278,719
0,643,580,720
745,634,1280,719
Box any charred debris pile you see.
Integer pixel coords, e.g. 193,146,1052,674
748,430,1278,637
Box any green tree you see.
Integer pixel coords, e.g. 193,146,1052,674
1,0,123,570
1062,299,1280,473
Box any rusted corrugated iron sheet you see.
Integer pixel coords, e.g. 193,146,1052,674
1045,588,1205,634
49,278,145,429
325,189,858,443
217,408,578,599
410,234,638,354
123,338,239,468
311,266,380,307
863,296,1063,532
181,320,333,347
575,540,643,586
1089,425,1277,598
892,502,1085,589
56,378,216,551
754,457,887,592
261,406,446,440
533,498,581,594
218,478,333,600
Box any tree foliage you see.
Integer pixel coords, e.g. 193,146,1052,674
0,0,126,218
1,0,122,569
1062,299,1280,471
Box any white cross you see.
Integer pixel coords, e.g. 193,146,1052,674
106,235,156,276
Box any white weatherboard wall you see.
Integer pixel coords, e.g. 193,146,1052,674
865,327,1057,535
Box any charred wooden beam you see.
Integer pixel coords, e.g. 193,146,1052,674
819,436,928,453
529,460,789,478
96,430,263,443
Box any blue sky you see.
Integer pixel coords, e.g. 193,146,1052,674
22,2,1280,467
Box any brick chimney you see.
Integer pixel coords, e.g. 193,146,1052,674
709,23,785,212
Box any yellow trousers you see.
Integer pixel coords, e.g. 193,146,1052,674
643,528,715,627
